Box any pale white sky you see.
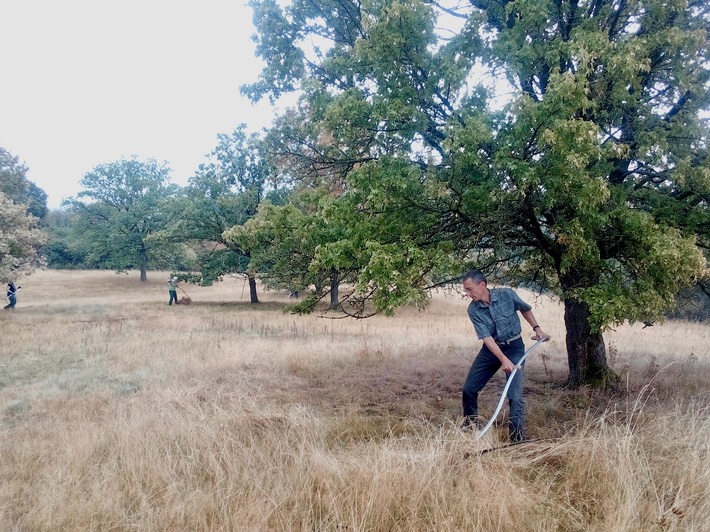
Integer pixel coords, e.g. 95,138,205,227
0,0,284,208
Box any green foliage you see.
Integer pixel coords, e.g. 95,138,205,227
246,0,708,335
0,147,48,220
189,250,250,286
666,284,710,321
223,191,338,300
579,216,705,329
25,182,48,220
0,147,48,280
42,210,88,269
64,157,181,280
0,192,46,282
310,158,459,315
165,125,278,287
242,0,306,102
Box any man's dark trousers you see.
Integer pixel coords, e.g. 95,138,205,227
462,337,526,442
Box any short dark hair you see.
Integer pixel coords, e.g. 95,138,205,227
462,269,487,284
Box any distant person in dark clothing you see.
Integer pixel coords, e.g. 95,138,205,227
4,282,18,310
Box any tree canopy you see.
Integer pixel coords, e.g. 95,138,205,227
245,0,709,386
0,147,48,220
0,147,47,281
167,125,280,302
65,157,181,281
224,188,359,312
0,192,46,282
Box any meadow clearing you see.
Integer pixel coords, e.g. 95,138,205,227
1,269,709,531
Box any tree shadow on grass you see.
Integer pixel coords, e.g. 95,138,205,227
175,301,291,312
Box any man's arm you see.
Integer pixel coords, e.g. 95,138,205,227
481,336,516,373
520,309,551,341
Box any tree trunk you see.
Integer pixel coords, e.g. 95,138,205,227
559,267,618,389
563,297,616,388
248,274,259,304
139,262,148,282
329,270,340,309
139,248,148,282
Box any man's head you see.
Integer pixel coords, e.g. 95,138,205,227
462,270,488,302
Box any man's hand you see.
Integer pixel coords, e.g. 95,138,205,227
532,328,551,342
500,356,516,373
482,337,518,373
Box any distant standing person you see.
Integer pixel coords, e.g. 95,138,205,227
168,276,179,305
4,282,18,310
461,270,550,442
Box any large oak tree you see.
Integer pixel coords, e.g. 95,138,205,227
65,157,180,282
245,0,709,387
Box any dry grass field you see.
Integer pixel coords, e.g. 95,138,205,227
1,269,709,531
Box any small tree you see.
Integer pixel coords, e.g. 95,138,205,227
224,189,354,312
0,192,46,282
0,147,48,283
0,147,48,220
168,126,276,303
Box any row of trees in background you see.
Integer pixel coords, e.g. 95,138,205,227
40,126,286,303
2,0,708,389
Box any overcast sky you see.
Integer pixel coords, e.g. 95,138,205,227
1,0,285,208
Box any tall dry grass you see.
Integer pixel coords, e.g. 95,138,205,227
1,269,708,531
